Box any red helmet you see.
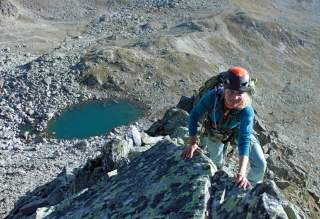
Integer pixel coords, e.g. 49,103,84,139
223,66,250,92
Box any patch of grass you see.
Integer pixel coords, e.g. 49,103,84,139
282,184,320,219
86,65,108,84
207,36,244,58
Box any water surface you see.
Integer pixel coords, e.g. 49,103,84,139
48,100,144,139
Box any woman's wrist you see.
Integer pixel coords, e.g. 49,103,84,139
238,156,249,176
191,144,198,150
188,136,198,145
236,172,245,177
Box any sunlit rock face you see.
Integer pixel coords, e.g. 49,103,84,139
30,139,294,219
34,140,217,219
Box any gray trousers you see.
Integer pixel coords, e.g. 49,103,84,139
200,133,267,184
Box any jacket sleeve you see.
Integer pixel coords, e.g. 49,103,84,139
188,90,216,136
238,105,254,156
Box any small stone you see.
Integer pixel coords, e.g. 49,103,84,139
130,125,141,146
52,150,62,158
26,108,34,116
107,169,118,178
138,21,149,29
23,131,29,140
74,140,89,151
0,78,4,88
267,170,275,179
44,77,52,86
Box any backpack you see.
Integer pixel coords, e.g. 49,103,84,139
193,72,257,107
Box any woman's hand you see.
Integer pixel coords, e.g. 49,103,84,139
235,173,251,189
181,144,199,160
235,156,250,189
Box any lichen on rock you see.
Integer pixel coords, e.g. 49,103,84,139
34,140,217,218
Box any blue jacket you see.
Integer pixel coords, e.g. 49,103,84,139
188,88,254,157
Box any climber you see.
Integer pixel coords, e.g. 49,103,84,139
181,66,266,189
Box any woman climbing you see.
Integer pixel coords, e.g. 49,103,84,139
182,66,266,189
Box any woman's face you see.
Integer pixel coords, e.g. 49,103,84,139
224,89,245,109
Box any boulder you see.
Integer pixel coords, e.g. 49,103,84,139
171,126,189,143
254,116,270,146
101,138,133,170
81,74,101,87
74,140,89,151
176,95,194,113
140,132,164,145
210,171,290,219
147,107,189,136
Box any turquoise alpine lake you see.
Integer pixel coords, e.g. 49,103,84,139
47,100,144,139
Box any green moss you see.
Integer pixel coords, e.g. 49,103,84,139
281,184,320,219
282,184,297,197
